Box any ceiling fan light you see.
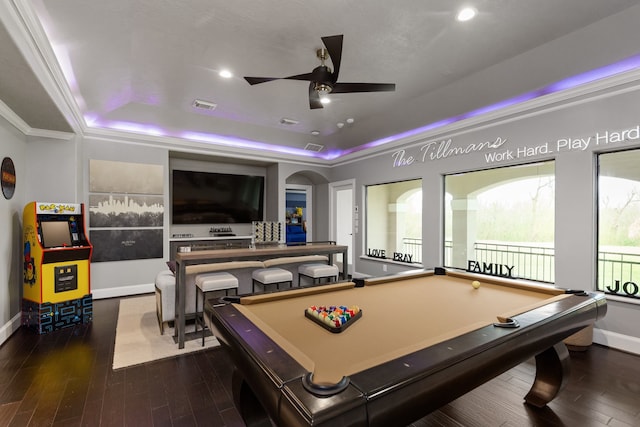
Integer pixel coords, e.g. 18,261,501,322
315,82,333,94
320,97,331,105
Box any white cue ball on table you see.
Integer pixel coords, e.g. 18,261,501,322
471,280,481,289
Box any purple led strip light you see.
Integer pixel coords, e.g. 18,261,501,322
88,53,640,160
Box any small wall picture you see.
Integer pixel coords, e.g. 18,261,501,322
1,157,16,200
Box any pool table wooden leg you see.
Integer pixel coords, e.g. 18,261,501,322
524,342,570,408
231,369,272,427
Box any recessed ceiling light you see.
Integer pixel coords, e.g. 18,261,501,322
346,117,355,124
456,7,477,22
311,130,320,136
219,69,233,78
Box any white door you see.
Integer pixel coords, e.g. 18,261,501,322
330,180,354,276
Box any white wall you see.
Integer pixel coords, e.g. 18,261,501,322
330,84,640,354
83,137,169,298
0,116,27,343
24,135,79,203
80,138,332,298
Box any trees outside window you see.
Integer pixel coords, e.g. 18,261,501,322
598,149,640,299
444,161,555,282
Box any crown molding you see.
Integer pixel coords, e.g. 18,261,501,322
7,0,84,132
81,127,332,168
0,99,74,140
332,67,640,167
0,98,30,135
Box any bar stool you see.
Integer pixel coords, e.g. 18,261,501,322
195,272,239,346
252,268,293,292
155,269,176,335
298,263,339,286
262,255,329,288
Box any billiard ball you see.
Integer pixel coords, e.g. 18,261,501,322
471,280,481,289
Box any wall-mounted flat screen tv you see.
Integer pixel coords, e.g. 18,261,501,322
172,169,265,224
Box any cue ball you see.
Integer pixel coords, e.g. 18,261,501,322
471,280,481,289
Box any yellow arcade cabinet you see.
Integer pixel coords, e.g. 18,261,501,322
22,201,93,333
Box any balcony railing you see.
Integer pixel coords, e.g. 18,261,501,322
402,238,422,264
473,241,555,283
442,240,638,298
442,240,555,282
402,238,640,298
598,250,640,299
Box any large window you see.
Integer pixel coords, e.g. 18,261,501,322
366,179,422,265
444,161,555,282
598,149,640,299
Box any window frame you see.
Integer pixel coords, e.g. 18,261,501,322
443,160,556,283
364,177,423,266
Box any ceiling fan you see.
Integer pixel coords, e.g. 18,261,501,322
244,34,396,109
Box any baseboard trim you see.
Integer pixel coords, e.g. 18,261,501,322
0,312,23,347
593,328,640,355
92,283,155,300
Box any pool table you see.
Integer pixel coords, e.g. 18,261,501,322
204,268,606,426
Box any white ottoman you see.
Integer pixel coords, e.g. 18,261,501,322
252,268,293,292
298,263,339,286
154,270,176,335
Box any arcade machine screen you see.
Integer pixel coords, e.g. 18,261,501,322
40,220,72,248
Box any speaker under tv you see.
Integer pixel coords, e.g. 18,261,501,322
171,169,265,224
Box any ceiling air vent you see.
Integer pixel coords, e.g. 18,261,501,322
192,99,217,110
280,118,299,125
304,143,324,152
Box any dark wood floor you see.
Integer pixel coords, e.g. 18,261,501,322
1,296,639,427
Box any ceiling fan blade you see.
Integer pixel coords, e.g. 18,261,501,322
331,82,396,93
245,72,314,85
244,77,281,85
321,34,343,81
282,72,315,82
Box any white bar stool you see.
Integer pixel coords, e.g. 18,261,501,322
298,263,339,286
252,268,293,292
154,269,176,335
195,272,239,346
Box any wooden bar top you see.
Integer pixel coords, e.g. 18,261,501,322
175,242,347,263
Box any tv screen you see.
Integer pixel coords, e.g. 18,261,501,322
172,169,265,224
40,220,72,248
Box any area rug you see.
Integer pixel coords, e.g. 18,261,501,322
113,294,219,370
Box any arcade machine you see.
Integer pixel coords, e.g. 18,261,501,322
22,201,93,333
